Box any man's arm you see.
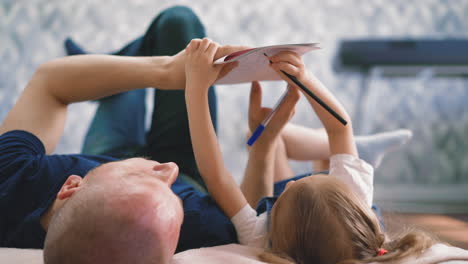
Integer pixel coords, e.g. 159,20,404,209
0,45,246,155
0,55,172,154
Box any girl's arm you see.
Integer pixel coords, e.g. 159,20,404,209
240,81,299,207
269,52,358,157
185,39,299,217
186,88,246,218
241,143,276,208
185,39,246,218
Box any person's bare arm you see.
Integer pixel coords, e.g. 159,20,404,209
0,55,172,154
185,39,247,218
240,81,299,207
241,144,276,208
0,45,246,155
269,52,357,156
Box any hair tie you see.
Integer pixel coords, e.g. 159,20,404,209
377,248,388,256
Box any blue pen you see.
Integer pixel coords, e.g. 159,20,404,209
247,89,290,146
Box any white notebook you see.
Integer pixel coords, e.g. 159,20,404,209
215,43,320,84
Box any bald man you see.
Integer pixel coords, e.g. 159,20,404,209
0,6,245,264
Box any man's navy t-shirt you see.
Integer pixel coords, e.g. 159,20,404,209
0,130,237,251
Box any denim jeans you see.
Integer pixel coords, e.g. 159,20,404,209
81,6,216,189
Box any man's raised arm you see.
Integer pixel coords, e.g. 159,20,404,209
0,55,173,154
0,45,246,154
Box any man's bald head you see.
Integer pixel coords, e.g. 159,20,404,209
43,158,183,264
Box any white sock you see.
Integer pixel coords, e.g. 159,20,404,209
356,129,413,169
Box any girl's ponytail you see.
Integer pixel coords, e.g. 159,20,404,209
339,230,436,264
370,230,435,262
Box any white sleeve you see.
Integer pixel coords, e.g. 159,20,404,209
329,154,374,207
230,204,269,248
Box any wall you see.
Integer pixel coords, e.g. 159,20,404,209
1,0,467,212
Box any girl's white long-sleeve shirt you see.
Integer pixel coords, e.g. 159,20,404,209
231,154,374,248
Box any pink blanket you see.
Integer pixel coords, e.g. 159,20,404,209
172,244,468,264
1,243,467,263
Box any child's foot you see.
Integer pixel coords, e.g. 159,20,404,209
356,129,413,168
64,38,87,55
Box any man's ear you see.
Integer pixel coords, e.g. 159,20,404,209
57,175,83,200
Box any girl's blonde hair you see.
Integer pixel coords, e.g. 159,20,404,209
260,176,435,264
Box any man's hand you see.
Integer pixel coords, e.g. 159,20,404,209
248,81,300,149
166,42,248,90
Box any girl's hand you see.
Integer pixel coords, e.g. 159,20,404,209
184,38,237,94
268,51,309,86
165,44,246,90
269,51,356,157
185,38,220,93
248,81,300,148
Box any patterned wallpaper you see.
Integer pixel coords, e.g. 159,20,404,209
1,0,467,189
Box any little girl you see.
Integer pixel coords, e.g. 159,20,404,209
184,38,434,264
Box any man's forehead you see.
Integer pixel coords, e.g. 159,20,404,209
87,157,149,176
85,161,123,181
88,162,112,175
